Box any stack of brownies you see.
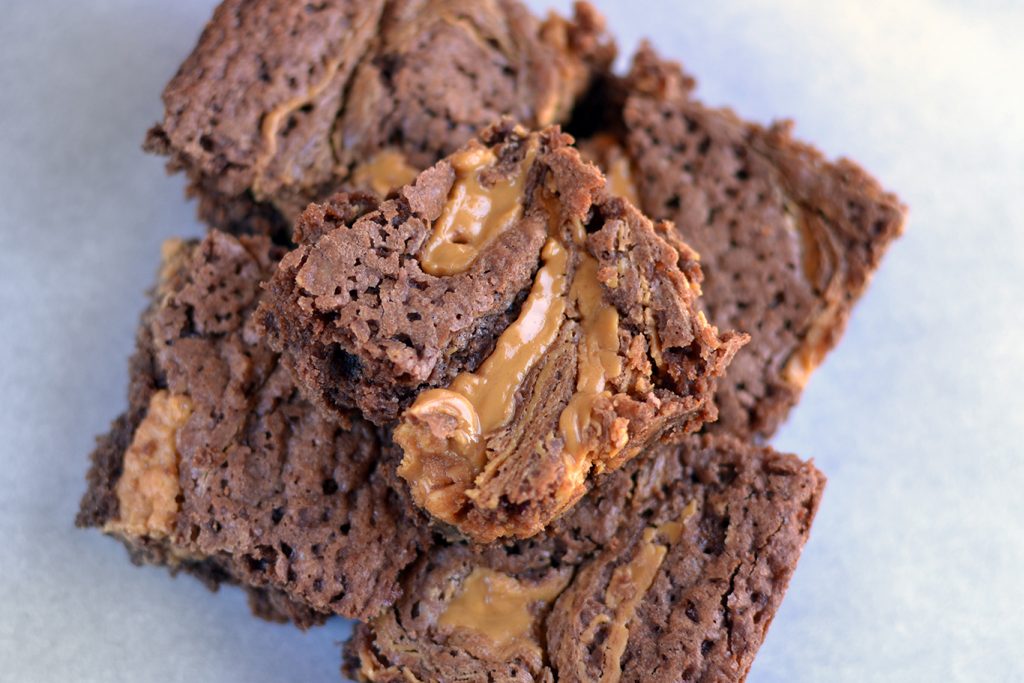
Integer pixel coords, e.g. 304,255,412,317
78,1,905,680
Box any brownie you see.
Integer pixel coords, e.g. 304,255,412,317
76,231,432,623
144,0,614,236
573,44,907,440
259,122,746,542
344,434,825,682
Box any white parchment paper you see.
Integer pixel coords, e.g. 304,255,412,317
1,1,1021,681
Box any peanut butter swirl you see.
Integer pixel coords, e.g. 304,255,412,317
105,390,193,540
398,238,569,516
558,250,623,459
251,59,344,197
581,134,640,206
780,200,845,389
580,500,698,683
438,567,570,667
398,217,627,533
350,149,419,197
605,156,640,206
418,141,538,276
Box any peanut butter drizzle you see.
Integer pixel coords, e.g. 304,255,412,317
398,238,569,520
438,567,570,664
350,149,419,197
418,142,537,276
780,200,845,389
589,501,698,683
251,58,344,195
605,153,640,207
105,391,193,539
558,251,623,458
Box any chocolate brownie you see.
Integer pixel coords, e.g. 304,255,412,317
76,231,432,623
259,122,746,542
76,316,323,627
573,44,907,440
143,0,614,237
344,434,825,682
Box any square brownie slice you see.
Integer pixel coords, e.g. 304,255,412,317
344,434,825,682
575,44,906,440
143,0,614,236
258,121,746,542
77,231,432,623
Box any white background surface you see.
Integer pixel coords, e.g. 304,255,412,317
2,1,1022,681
